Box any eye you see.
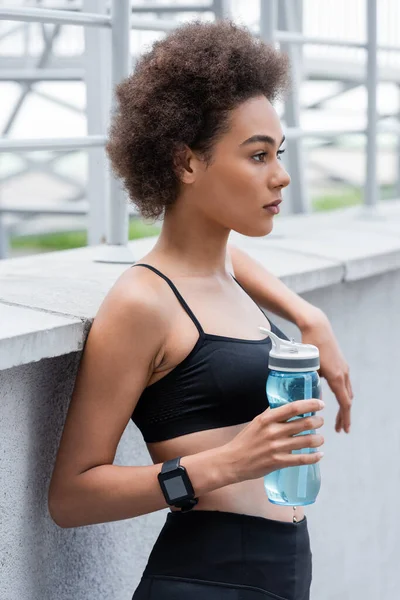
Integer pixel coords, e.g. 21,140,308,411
252,149,286,163
252,152,267,162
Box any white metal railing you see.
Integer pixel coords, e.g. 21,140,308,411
260,0,400,213
0,6,185,32
0,1,133,263
1,0,400,260
0,6,112,26
0,0,228,261
0,135,106,151
275,31,367,49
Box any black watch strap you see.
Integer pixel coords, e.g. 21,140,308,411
160,457,199,512
161,457,181,473
175,498,199,512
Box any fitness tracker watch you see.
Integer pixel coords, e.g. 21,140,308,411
157,457,199,512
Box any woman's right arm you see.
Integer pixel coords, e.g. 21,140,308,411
47,271,233,529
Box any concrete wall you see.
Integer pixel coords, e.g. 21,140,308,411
1,353,167,600
275,270,400,600
2,202,400,599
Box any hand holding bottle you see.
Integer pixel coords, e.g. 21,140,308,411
221,398,324,485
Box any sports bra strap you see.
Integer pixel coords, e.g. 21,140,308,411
231,275,267,318
131,263,205,336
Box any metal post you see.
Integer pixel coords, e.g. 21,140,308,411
364,0,379,210
0,215,9,260
293,0,304,80
259,0,277,43
83,0,110,247
279,0,309,214
397,84,400,198
95,0,135,263
213,0,232,20
277,0,292,217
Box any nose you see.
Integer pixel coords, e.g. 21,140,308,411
272,161,291,190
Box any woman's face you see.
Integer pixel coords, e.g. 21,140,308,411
188,95,290,237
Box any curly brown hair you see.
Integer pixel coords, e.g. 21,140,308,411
106,19,290,221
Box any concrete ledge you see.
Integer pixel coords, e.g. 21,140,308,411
228,234,345,293
263,201,400,281
1,199,400,370
0,303,84,371
266,229,400,281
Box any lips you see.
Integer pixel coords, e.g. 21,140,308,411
263,199,282,208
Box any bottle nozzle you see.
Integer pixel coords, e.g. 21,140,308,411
259,326,298,352
259,326,320,372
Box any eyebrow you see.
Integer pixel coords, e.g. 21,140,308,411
239,134,286,147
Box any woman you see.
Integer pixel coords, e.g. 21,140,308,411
48,20,353,600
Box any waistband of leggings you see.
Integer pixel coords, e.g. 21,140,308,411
167,508,308,532
143,508,311,588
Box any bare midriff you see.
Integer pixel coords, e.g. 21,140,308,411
147,424,305,524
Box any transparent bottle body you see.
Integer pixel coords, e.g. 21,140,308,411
263,370,322,506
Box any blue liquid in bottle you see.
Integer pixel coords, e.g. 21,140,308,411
263,370,321,506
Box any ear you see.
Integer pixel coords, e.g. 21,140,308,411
173,144,201,185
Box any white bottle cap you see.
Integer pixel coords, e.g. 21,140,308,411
259,327,320,373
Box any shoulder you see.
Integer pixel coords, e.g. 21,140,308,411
91,265,171,362
108,264,168,310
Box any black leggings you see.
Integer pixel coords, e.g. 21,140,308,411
132,509,312,600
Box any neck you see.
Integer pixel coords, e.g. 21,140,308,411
152,201,231,278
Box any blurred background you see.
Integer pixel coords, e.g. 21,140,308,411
0,0,399,259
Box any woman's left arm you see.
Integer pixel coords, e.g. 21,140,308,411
228,244,354,434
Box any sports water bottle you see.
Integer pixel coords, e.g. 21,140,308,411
259,327,322,506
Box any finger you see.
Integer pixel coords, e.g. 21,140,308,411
272,399,324,422
335,410,342,433
279,433,324,453
341,406,351,434
336,403,351,433
335,409,342,433
342,376,353,433
329,374,348,405
280,414,324,437
281,451,324,468
328,377,351,432
345,373,354,400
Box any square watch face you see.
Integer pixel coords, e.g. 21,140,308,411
163,475,187,499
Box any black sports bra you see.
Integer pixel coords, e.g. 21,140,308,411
130,263,290,443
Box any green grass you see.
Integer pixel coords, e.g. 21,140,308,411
312,188,362,212
10,219,161,251
312,184,397,212
10,186,398,252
